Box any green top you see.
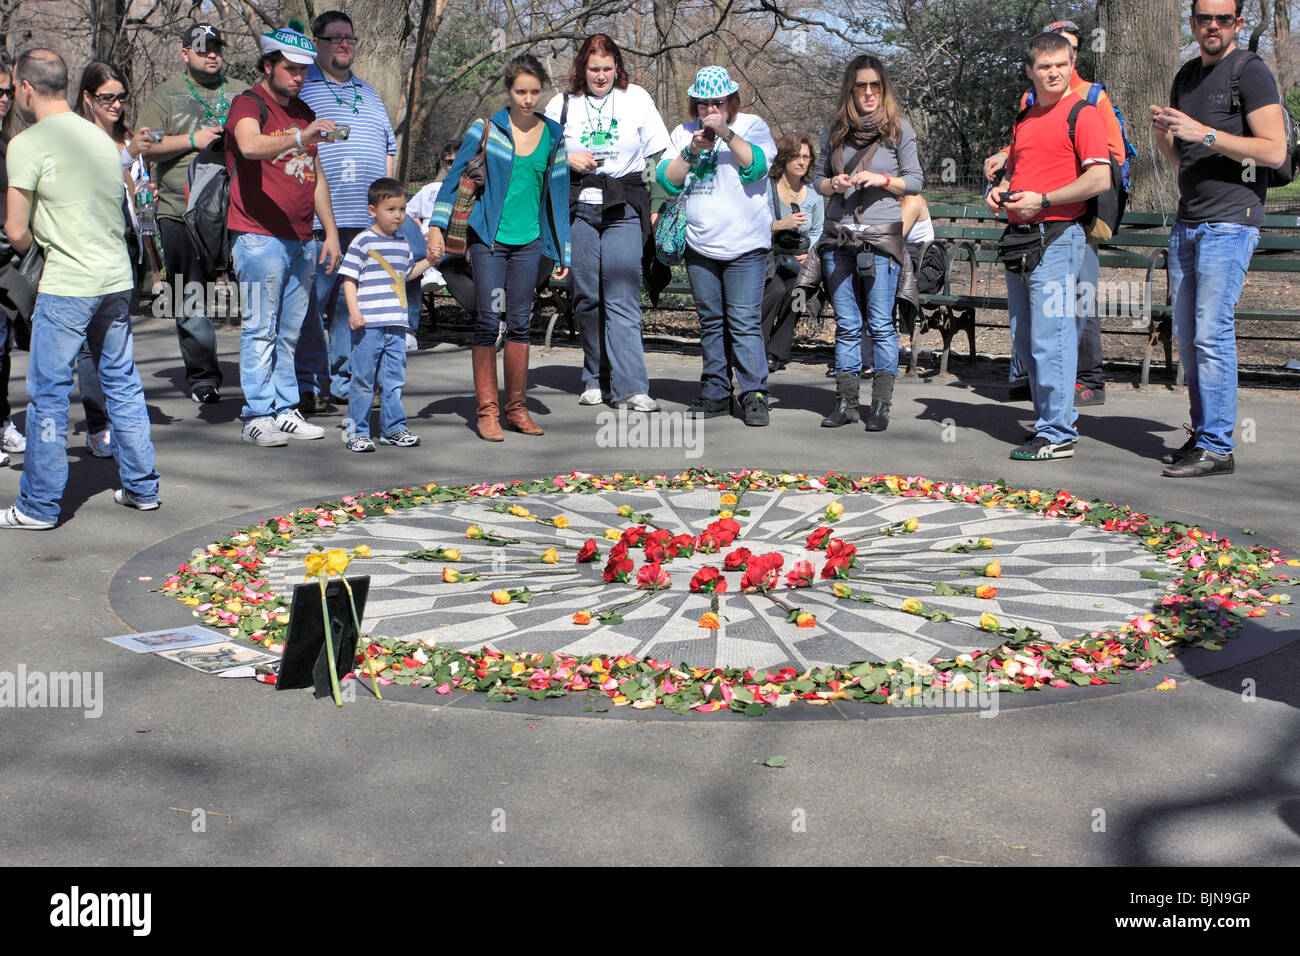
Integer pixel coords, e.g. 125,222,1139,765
6,112,133,296
137,72,249,221
494,124,550,246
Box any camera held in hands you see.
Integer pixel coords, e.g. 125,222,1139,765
324,125,351,142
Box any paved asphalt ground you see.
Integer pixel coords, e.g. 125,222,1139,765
1,313,1297,868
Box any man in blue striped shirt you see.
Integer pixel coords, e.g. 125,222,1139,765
294,10,397,412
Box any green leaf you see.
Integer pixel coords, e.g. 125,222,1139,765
743,702,766,717
1139,570,1175,580
763,755,788,768
784,607,802,624
932,581,961,597
1069,672,1091,686
597,612,624,625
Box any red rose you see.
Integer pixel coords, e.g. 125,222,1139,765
620,525,647,547
635,562,671,590
786,560,814,588
723,547,752,571
806,527,834,551
576,539,599,563
644,529,672,551
753,552,784,571
668,534,695,557
740,559,781,593
690,567,727,594
820,555,849,579
603,556,634,583
609,539,629,563
645,543,668,565
695,533,721,553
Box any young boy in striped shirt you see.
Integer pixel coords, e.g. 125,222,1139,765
339,178,433,452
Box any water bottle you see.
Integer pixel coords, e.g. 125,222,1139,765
136,167,157,237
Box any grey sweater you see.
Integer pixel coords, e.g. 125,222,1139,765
812,118,923,227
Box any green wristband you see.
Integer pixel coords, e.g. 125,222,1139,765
190,131,196,150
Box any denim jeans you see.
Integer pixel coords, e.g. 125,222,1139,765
19,291,159,522
685,247,768,400
296,226,361,399
1168,220,1260,455
75,342,109,433
398,216,426,333
1010,242,1102,385
572,203,649,400
822,250,900,376
232,233,314,421
1005,223,1085,444
467,235,542,347
347,325,408,438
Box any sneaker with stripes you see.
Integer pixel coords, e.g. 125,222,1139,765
242,417,290,447
379,430,421,447
274,409,325,440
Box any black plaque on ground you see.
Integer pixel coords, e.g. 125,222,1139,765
277,577,370,698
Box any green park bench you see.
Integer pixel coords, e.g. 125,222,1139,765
920,203,1300,385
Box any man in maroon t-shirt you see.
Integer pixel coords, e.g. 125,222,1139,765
986,31,1110,461
226,24,342,447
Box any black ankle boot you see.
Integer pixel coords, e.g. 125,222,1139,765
864,371,894,432
821,373,860,427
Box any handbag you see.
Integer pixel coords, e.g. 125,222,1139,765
444,119,490,257
996,220,1071,275
0,241,44,350
653,162,702,266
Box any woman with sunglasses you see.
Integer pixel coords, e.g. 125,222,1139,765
545,33,670,413
68,61,154,459
813,55,922,431
0,60,22,466
656,67,778,426
425,53,570,441
762,132,823,374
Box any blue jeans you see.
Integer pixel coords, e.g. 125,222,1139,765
1010,242,1100,385
467,236,541,347
1005,223,1085,444
398,217,426,333
823,250,900,376
19,291,159,522
296,226,360,399
232,233,314,421
1168,221,1259,455
347,325,408,438
572,203,649,400
685,247,768,400
75,342,109,433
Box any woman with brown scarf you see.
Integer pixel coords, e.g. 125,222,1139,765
812,55,922,431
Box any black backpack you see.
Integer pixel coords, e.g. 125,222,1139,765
909,240,948,295
184,90,268,281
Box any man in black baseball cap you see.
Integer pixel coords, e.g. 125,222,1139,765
136,24,248,406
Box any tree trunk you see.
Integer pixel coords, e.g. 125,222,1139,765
1096,0,1184,214
350,2,413,130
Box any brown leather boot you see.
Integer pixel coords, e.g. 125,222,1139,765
503,341,543,435
472,346,503,442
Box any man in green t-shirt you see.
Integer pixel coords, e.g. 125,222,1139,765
137,23,248,405
0,48,159,529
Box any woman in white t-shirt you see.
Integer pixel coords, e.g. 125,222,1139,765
656,67,777,426
545,35,670,413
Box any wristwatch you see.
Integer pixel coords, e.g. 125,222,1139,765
1202,129,1217,147
680,144,698,163
1041,193,1052,208
722,127,736,144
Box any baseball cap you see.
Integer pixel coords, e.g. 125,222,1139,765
1043,19,1082,38
259,25,317,65
182,23,224,49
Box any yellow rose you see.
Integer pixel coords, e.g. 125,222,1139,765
604,528,621,540
325,549,351,576
903,517,919,532
541,547,559,564
443,549,461,561
719,493,738,506
553,516,570,528
980,612,1000,631
508,505,530,518
490,590,511,605
832,582,853,599
717,510,733,520
617,505,634,517
353,544,372,558
442,568,461,583
978,537,995,550
984,560,1002,578
825,501,845,519
902,598,924,614
303,552,327,578
466,525,483,539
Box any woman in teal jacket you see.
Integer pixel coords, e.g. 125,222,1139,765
427,53,570,441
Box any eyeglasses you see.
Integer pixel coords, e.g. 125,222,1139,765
695,98,728,108
1194,13,1238,26
0,87,13,99
441,157,455,166
316,34,358,46
94,92,130,105
854,81,884,94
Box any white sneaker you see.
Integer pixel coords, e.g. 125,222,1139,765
618,393,660,412
578,389,604,406
0,451,9,467
242,417,289,447
405,333,419,352
115,488,160,511
274,409,325,440
86,429,114,458
0,420,24,454
420,267,445,290
0,504,55,529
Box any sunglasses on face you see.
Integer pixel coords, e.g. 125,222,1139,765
316,34,358,46
696,98,728,108
95,92,129,105
854,81,884,94
0,87,13,99
1194,13,1238,26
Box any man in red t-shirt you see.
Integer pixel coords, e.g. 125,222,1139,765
984,18,1125,407
986,31,1110,461
226,24,342,447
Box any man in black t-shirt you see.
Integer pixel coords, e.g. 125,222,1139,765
1149,0,1287,478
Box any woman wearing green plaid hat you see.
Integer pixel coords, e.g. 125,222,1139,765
656,66,778,427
